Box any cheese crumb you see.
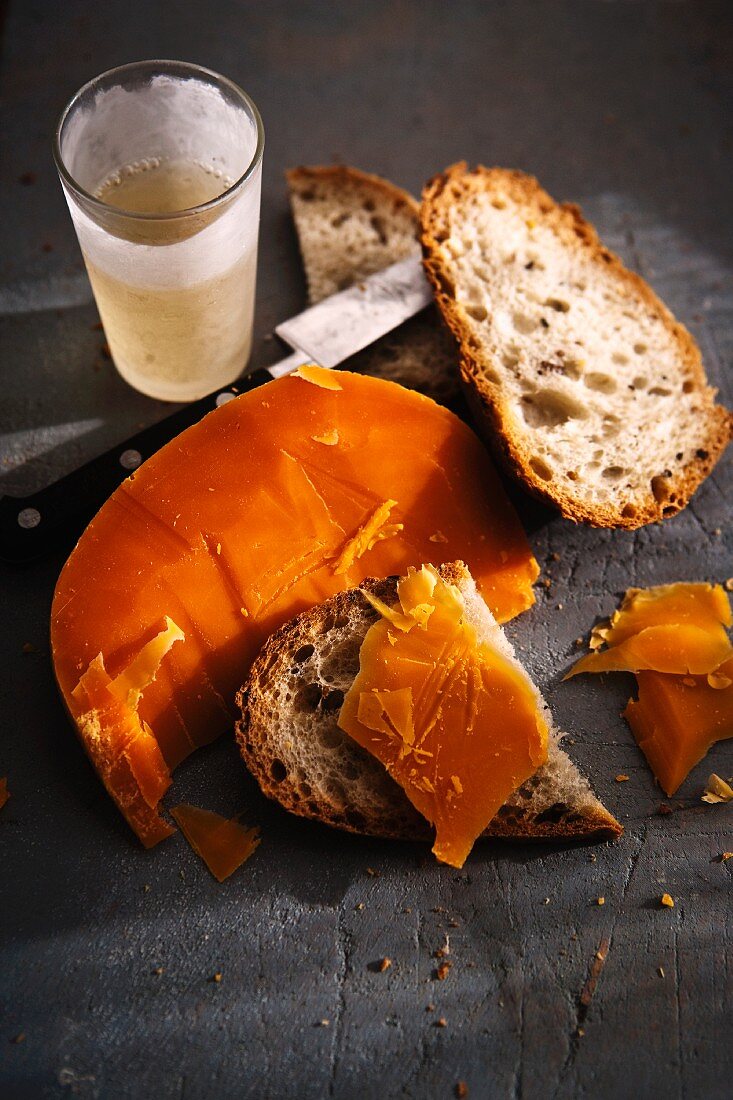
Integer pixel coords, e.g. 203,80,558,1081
615,774,630,782
702,774,733,804
658,967,665,978
596,897,605,906
660,893,675,908
377,957,392,972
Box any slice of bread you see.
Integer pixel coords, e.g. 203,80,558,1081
286,165,461,408
236,563,621,845
421,164,733,529
286,165,420,303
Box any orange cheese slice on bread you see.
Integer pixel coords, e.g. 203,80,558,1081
338,566,548,867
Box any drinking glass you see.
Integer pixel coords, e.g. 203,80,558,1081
54,60,264,401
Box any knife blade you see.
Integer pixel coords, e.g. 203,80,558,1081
0,255,432,563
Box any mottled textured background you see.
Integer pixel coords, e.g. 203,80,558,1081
1,2,731,1097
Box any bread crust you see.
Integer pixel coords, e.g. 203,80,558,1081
236,569,622,846
286,163,419,217
420,163,732,529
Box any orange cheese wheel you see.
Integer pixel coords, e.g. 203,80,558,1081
51,370,538,845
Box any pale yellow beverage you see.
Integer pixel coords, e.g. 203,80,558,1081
55,63,263,402
77,157,257,401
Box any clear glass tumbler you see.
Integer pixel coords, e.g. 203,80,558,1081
54,60,264,401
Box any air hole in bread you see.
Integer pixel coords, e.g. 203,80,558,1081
484,368,501,384
513,312,538,335
622,503,637,519
651,474,671,502
322,689,345,713
370,215,388,245
331,212,350,228
491,197,507,210
584,372,617,395
320,726,343,749
529,456,553,481
634,342,648,355
364,199,376,213
602,466,626,481
465,302,488,322
544,297,570,313
566,470,579,481
648,386,672,397
682,380,694,394
270,758,287,783
503,352,519,370
521,389,588,429
612,352,629,366
293,644,315,664
632,376,648,390
536,802,570,825
298,683,323,710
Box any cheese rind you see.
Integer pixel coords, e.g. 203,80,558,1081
52,372,538,845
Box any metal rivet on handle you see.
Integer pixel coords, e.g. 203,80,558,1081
119,449,142,471
18,507,41,529
216,391,236,407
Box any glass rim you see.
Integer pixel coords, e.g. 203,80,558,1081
53,59,265,222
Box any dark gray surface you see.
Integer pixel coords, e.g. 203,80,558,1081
1,2,732,1097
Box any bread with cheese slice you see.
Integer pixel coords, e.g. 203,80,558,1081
235,562,621,844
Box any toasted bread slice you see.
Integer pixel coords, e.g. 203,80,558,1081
420,164,732,529
236,563,621,845
286,164,460,408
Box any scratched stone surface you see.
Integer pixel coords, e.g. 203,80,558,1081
0,2,731,1097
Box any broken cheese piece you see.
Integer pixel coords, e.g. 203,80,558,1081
570,583,733,795
52,371,538,845
171,804,260,881
70,618,183,846
623,657,733,796
567,623,733,678
339,566,548,868
586,583,732,653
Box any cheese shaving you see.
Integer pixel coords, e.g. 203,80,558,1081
332,500,400,575
312,429,339,446
701,773,733,804
293,364,343,391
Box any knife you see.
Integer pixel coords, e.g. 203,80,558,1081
0,255,432,564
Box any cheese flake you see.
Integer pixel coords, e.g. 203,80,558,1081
332,500,400,576
312,428,339,446
293,364,343,391
702,773,733,804
171,803,261,881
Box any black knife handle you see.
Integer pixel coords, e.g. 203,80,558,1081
0,369,273,565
